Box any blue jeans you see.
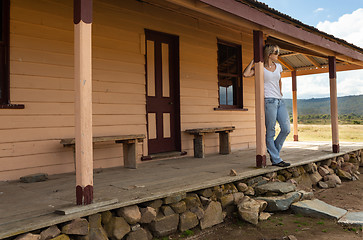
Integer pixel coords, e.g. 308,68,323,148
265,98,291,164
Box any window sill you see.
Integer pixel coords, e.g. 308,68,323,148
0,104,25,109
214,107,248,111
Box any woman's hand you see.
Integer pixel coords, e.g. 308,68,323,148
243,59,255,77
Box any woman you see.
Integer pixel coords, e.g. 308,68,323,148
243,44,291,167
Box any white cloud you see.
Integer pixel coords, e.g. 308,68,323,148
282,9,363,99
317,8,363,47
314,8,324,13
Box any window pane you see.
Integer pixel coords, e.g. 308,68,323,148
219,86,226,105
227,85,233,105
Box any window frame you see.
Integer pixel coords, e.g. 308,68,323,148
0,0,24,109
216,39,244,110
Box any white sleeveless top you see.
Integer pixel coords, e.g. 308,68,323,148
264,63,283,99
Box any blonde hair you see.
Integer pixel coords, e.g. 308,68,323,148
263,44,280,65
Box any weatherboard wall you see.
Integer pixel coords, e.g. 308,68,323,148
0,0,256,180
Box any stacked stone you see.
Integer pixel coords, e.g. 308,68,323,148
11,150,363,240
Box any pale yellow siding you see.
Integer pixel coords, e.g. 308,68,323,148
0,0,256,180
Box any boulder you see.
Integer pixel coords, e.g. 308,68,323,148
190,206,205,220
161,205,175,216
233,192,244,205
220,194,234,208
140,207,157,223
259,212,271,221
40,226,61,240
149,213,179,237
293,173,313,191
244,186,255,196
15,233,41,240
236,182,248,192
318,181,329,189
309,171,323,185
183,194,201,209
126,228,151,240
256,192,301,212
117,205,141,225
101,211,112,225
200,201,223,229
246,176,266,186
304,163,317,173
179,211,199,232
318,166,330,177
237,197,261,225
49,235,69,240
140,199,163,209
324,174,342,185
297,190,314,201
88,228,108,240
62,218,89,236
170,201,187,214
104,216,130,240
163,192,186,204
255,182,296,196
336,169,352,180
197,188,213,198
279,169,293,180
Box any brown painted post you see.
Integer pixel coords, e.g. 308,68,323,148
74,0,93,205
329,56,339,153
291,71,298,141
253,31,266,167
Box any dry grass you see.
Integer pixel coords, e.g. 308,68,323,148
277,124,363,142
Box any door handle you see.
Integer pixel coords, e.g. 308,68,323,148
169,102,173,105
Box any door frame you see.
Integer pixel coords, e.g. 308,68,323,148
145,29,181,155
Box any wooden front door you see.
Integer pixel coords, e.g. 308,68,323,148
145,30,180,155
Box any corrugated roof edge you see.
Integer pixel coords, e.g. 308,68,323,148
237,0,363,53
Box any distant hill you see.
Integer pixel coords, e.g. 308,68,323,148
284,95,363,116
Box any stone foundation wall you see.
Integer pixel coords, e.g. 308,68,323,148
10,150,363,240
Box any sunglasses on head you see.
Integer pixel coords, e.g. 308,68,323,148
272,50,279,55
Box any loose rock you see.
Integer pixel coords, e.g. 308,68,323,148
200,201,223,229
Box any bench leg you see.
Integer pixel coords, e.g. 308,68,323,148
193,134,205,158
219,131,231,155
123,140,137,169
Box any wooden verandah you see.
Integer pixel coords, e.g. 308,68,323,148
0,141,362,239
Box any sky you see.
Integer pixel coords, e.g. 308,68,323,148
257,0,363,99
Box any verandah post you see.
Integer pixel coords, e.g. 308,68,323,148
292,70,298,141
253,30,266,167
329,56,340,153
74,0,93,205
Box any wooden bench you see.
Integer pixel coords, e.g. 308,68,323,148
185,126,235,158
60,134,145,169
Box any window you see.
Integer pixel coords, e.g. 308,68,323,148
217,40,243,109
0,0,23,109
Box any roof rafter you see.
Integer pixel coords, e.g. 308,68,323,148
278,57,295,71
303,55,321,68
